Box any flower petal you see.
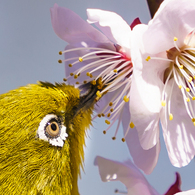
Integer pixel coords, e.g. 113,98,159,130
122,105,160,174
143,0,195,54
50,4,113,47
175,189,195,195
161,79,195,167
130,24,166,149
94,156,160,195
87,9,131,54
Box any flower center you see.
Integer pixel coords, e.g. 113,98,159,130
163,33,195,123
58,45,134,141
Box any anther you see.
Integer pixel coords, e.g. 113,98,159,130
74,75,78,79
186,98,190,102
179,65,183,69
79,57,83,62
98,114,101,117
63,78,67,82
174,37,178,41
105,120,110,125
146,56,151,61
91,80,96,85
192,97,195,100
86,72,90,76
129,122,134,128
90,74,93,78
68,64,72,67
113,69,117,73
188,77,192,82
110,108,114,112
96,91,102,98
192,118,195,122
121,138,125,142
112,137,116,140
169,114,173,121
161,101,166,107
70,73,74,76
83,80,87,84
178,85,182,89
102,113,105,117
103,130,106,134
107,113,111,117
76,82,79,84
58,59,62,63
109,102,113,106
186,88,190,92
59,51,63,55
123,95,129,102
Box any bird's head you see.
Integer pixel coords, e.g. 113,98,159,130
0,81,96,195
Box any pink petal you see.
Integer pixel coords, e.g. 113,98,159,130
50,4,113,47
143,0,195,54
122,105,160,174
161,79,195,167
94,156,160,195
164,172,181,195
87,9,131,54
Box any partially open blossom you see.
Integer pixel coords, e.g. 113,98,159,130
50,4,160,174
130,0,195,167
95,156,181,195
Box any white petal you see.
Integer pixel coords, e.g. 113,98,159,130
130,24,166,149
87,9,131,54
143,0,195,54
94,156,160,195
175,189,195,195
161,79,195,167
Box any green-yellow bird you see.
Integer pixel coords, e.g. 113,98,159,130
0,81,98,195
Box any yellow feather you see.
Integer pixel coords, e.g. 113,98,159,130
0,82,94,195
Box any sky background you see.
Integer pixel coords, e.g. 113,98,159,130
0,0,195,194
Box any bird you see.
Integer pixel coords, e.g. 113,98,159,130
0,81,98,195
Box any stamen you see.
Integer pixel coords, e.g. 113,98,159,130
129,122,135,128
169,113,173,120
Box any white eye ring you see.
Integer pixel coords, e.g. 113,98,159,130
37,114,68,147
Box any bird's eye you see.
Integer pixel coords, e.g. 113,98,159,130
45,119,60,138
37,114,68,147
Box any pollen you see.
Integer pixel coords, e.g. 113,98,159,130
178,85,182,89
129,122,134,128
123,95,129,102
86,72,90,76
79,57,83,62
59,51,63,55
112,137,116,140
76,82,79,84
105,120,110,125
107,113,111,117
63,78,67,82
186,98,190,102
103,130,106,134
98,114,101,117
169,114,173,121
83,80,87,84
110,108,114,112
146,56,151,61
179,65,183,69
186,87,190,92
96,91,102,98
91,80,96,85
174,37,178,41
161,101,166,107
188,77,193,82
113,69,117,73
121,138,125,142
70,73,74,76
192,97,195,100
74,75,78,79
192,118,195,122
102,113,105,117
58,59,62,63
109,102,113,106
68,64,72,67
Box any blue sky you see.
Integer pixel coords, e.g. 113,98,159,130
0,0,195,194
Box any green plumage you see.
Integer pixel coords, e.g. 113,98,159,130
0,82,93,195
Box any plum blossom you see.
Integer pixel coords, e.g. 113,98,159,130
50,4,162,174
130,0,195,167
94,156,181,195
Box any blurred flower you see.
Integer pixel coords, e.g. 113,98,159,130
95,156,181,195
175,189,195,195
51,4,160,174
130,0,195,167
